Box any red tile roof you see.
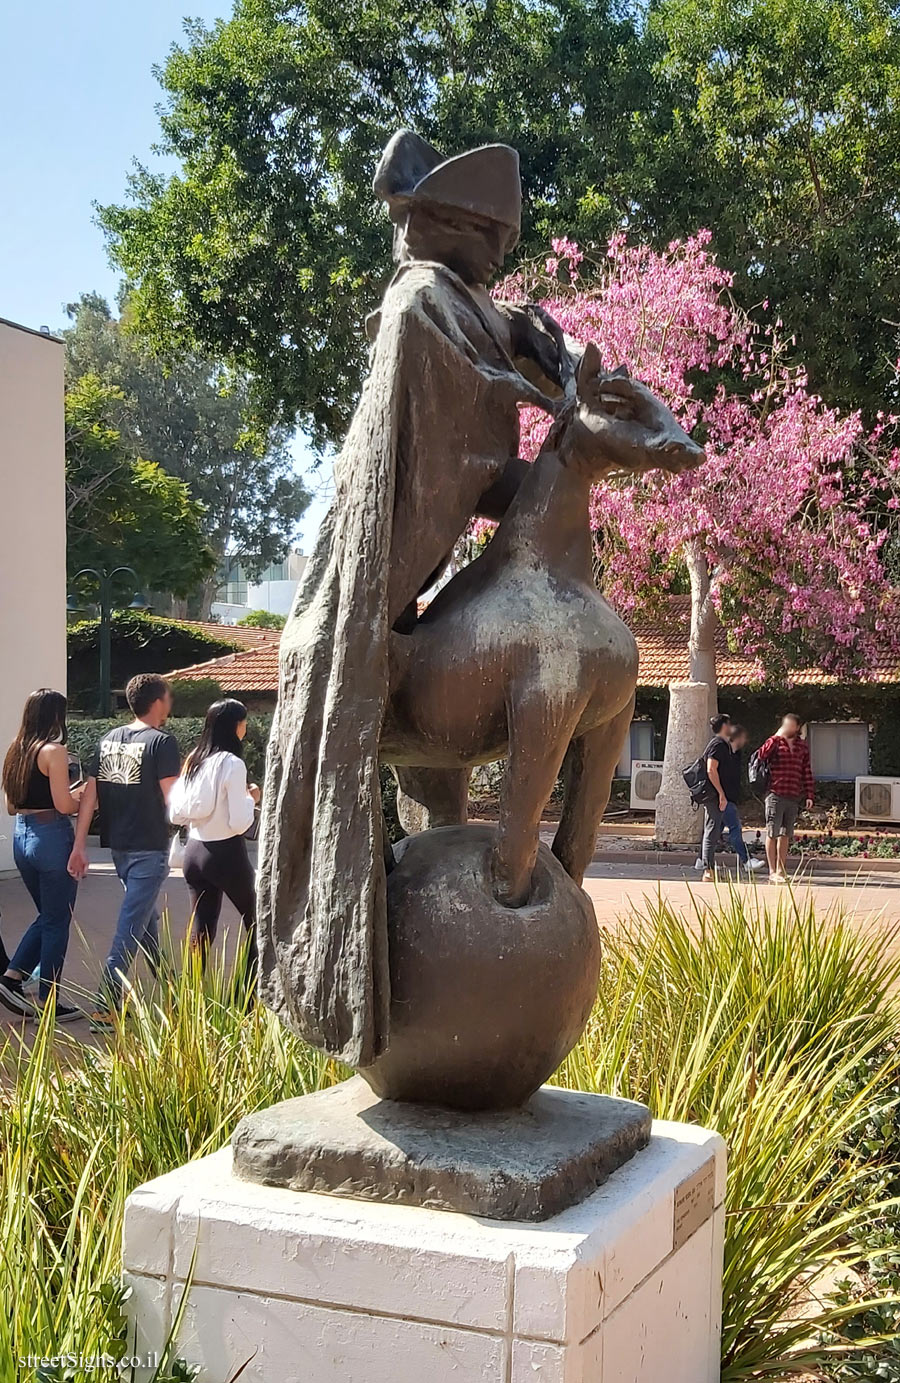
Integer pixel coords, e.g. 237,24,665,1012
168,604,900,695
178,620,282,651
632,597,900,688
169,642,282,694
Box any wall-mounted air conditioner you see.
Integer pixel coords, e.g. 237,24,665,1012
630,760,664,811
855,776,900,823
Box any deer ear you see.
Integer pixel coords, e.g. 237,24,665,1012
611,363,630,378
576,341,603,393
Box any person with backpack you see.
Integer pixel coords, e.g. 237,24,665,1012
719,725,765,874
167,699,260,989
756,712,814,884
697,713,733,881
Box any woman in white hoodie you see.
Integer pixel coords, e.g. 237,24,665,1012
168,699,260,986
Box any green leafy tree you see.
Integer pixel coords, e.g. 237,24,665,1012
65,373,214,598
99,0,900,434
97,0,653,444
64,294,311,609
647,0,900,419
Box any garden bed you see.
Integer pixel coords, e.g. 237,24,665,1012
2,896,900,1379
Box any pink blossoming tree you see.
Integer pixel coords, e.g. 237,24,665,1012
495,233,900,722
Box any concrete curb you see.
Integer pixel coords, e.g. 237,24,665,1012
588,848,900,874
473,819,900,875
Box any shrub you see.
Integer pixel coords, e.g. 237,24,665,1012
557,886,900,1378
167,677,224,717
0,936,339,1380
236,609,286,629
67,714,272,786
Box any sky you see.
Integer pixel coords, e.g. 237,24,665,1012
0,0,331,549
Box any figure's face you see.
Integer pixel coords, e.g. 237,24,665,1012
781,715,800,739
398,205,510,285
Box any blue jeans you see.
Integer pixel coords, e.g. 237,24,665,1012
11,814,77,1002
102,850,168,1007
722,801,749,864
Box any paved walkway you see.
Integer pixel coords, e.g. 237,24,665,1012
581,857,900,937
2,847,899,1039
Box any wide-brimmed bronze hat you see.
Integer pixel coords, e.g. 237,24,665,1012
374,129,521,247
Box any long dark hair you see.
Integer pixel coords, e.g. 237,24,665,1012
184,699,248,780
2,689,68,808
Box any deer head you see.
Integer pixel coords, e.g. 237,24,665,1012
562,342,706,479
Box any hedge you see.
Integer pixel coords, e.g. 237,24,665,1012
67,614,240,711
68,715,272,788
69,718,405,838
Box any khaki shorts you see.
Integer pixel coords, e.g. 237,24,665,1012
765,794,799,839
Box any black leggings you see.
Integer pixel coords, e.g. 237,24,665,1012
182,836,257,987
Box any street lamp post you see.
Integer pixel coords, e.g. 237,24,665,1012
69,566,145,716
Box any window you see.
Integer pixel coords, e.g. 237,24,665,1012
259,559,288,582
216,559,248,606
616,720,656,778
807,722,869,781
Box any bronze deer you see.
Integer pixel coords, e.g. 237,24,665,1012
380,343,705,906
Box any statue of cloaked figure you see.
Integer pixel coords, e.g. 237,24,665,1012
257,131,571,1068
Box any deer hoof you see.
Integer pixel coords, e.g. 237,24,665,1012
491,852,531,909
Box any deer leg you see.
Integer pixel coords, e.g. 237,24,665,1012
493,696,580,908
553,696,635,885
393,765,469,834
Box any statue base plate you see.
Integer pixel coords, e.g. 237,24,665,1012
231,1076,652,1221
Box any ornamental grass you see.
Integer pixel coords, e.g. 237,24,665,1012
1,889,899,1380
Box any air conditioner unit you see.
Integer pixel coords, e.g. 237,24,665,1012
855,776,900,823
630,760,664,811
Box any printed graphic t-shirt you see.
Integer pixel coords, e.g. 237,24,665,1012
89,725,181,852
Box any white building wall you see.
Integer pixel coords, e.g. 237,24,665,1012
0,320,66,870
244,577,299,618
211,553,308,624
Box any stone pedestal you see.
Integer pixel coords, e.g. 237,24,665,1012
123,1105,725,1383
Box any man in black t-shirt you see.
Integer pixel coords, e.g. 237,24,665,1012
720,725,765,873
698,713,732,881
69,674,180,1020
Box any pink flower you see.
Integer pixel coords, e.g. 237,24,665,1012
493,233,900,682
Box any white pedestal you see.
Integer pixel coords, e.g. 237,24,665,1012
123,1117,725,1383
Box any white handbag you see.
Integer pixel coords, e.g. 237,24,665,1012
168,829,186,870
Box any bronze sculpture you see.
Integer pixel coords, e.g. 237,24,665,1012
255,129,704,1106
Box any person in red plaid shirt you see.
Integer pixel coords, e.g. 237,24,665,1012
757,713,814,884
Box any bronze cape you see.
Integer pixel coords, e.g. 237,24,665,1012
257,260,555,1066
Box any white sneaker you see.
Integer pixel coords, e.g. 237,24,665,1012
745,858,766,872
694,857,705,871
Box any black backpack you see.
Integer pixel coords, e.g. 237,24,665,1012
682,756,713,806
748,750,771,795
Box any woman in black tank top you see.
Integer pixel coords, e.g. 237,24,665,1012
0,690,85,1021
20,759,56,810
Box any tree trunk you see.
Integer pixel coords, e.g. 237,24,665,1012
686,544,719,725
654,681,711,848
197,578,219,621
